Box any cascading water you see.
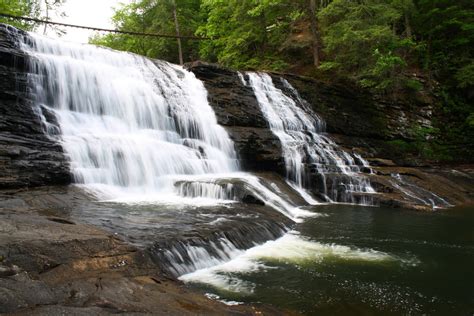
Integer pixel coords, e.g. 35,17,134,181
16,31,319,277
19,32,315,221
20,33,244,203
245,72,375,204
390,173,452,209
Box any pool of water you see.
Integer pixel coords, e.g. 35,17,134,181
183,205,474,315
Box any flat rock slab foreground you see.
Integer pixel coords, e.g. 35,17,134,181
0,189,290,315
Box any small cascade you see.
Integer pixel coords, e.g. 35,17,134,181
175,181,236,201
170,173,315,222
390,173,452,209
150,220,288,277
245,72,375,204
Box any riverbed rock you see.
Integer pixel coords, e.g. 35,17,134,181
0,187,288,315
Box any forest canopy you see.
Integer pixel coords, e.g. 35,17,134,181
0,0,66,33
87,1,473,92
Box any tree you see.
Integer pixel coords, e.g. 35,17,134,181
198,0,312,70
413,0,474,158
318,0,416,90
171,0,183,65
90,0,203,64
42,0,66,35
414,0,474,90
307,0,321,67
0,0,41,30
91,0,329,71
0,0,66,34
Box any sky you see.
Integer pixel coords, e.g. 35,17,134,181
46,0,132,43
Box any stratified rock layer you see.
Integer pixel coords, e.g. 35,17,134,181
187,62,473,208
188,63,285,173
1,24,471,208
0,24,71,189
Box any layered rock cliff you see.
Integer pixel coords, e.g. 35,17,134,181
0,24,71,189
187,62,473,209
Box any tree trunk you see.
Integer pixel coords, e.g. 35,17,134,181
172,0,183,65
260,8,268,57
308,0,321,67
404,13,412,38
43,0,50,35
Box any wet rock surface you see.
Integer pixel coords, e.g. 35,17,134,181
370,164,474,210
188,62,284,173
278,73,437,166
0,187,290,315
188,63,473,209
0,24,71,189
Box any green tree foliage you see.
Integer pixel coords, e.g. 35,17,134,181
0,0,41,30
198,0,292,69
413,0,474,158
415,0,474,89
90,0,203,63
198,0,331,70
318,0,419,90
0,0,66,33
92,0,325,70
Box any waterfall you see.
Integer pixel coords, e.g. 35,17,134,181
14,30,358,277
246,72,375,204
19,34,244,203
17,33,315,221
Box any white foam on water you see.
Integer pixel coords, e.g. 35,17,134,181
205,293,243,306
180,232,407,293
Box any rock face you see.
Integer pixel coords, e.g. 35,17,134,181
188,62,284,173
187,62,473,208
0,24,472,207
189,62,439,169
0,24,71,189
280,73,437,166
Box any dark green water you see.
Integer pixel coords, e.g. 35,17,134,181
187,205,474,315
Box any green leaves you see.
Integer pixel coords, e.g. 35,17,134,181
455,62,474,89
90,0,203,63
197,0,316,70
318,0,414,91
0,0,41,30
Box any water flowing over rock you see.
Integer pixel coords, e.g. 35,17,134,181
20,32,241,202
6,26,322,280
245,72,375,204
